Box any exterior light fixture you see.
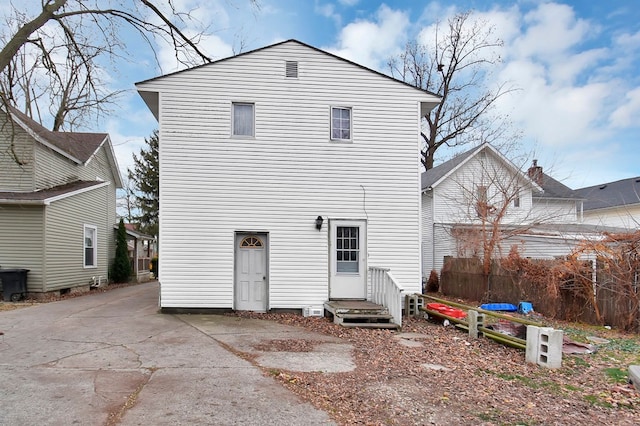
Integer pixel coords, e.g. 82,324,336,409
315,215,324,231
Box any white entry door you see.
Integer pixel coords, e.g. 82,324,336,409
329,220,367,299
235,233,268,312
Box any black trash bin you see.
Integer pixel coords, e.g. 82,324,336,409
0,269,29,302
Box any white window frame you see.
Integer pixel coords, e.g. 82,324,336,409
232,102,255,137
330,106,352,141
84,225,98,268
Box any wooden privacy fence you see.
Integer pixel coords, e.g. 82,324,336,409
439,257,639,331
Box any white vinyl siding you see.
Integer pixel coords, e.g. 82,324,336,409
582,205,640,229
138,41,439,309
530,198,578,224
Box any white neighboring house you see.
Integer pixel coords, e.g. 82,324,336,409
421,143,619,276
575,177,640,230
136,40,440,313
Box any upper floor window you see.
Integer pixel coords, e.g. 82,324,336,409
84,225,97,268
232,102,254,137
513,196,521,208
331,107,351,141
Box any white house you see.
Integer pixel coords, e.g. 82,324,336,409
575,177,640,230
421,143,617,275
136,40,440,313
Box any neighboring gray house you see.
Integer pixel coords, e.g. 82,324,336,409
421,143,618,275
136,39,440,317
0,107,122,297
575,177,640,230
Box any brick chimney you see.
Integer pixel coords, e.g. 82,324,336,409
528,159,543,186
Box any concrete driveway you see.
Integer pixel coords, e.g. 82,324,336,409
0,282,338,425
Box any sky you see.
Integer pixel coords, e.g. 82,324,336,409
8,0,640,189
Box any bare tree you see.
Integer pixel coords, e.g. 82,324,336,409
389,11,519,170
117,173,139,222
444,149,535,281
0,0,257,162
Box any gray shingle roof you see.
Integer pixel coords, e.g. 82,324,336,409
533,173,580,200
421,146,478,189
0,180,104,204
421,144,579,200
7,107,108,163
574,177,640,211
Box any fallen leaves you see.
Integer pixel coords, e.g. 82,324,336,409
232,311,640,425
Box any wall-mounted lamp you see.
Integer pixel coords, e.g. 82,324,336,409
315,215,324,231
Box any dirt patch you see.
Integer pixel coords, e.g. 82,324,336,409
253,339,324,352
0,282,142,312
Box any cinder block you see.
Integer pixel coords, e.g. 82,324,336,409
526,326,563,368
538,327,563,369
525,325,540,365
629,365,640,392
467,310,484,339
404,295,424,317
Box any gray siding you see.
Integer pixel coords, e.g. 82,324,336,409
34,143,80,189
0,112,35,191
43,186,111,291
0,205,44,292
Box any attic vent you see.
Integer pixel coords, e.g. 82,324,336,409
285,61,298,78
599,185,607,190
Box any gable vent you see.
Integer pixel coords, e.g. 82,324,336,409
285,61,298,78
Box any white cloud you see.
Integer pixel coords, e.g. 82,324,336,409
329,5,410,69
610,87,640,128
338,0,360,6
510,3,593,61
314,2,341,27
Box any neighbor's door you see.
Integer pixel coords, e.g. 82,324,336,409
329,220,367,299
235,233,268,312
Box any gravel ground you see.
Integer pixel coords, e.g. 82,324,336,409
232,311,640,426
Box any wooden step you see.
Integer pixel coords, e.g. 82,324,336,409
339,322,400,330
324,300,399,330
335,313,394,320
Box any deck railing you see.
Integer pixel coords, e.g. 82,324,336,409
369,266,404,327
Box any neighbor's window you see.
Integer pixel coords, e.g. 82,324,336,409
513,196,521,208
331,107,351,141
232,102,254,137
84,225,97,268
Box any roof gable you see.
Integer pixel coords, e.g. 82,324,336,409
4,107,122,188
137,39,440,97
421,143,541,192
136,39,441,119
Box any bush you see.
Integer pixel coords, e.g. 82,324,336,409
150,256,158,279
426,270,440,293
110,218,131,283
